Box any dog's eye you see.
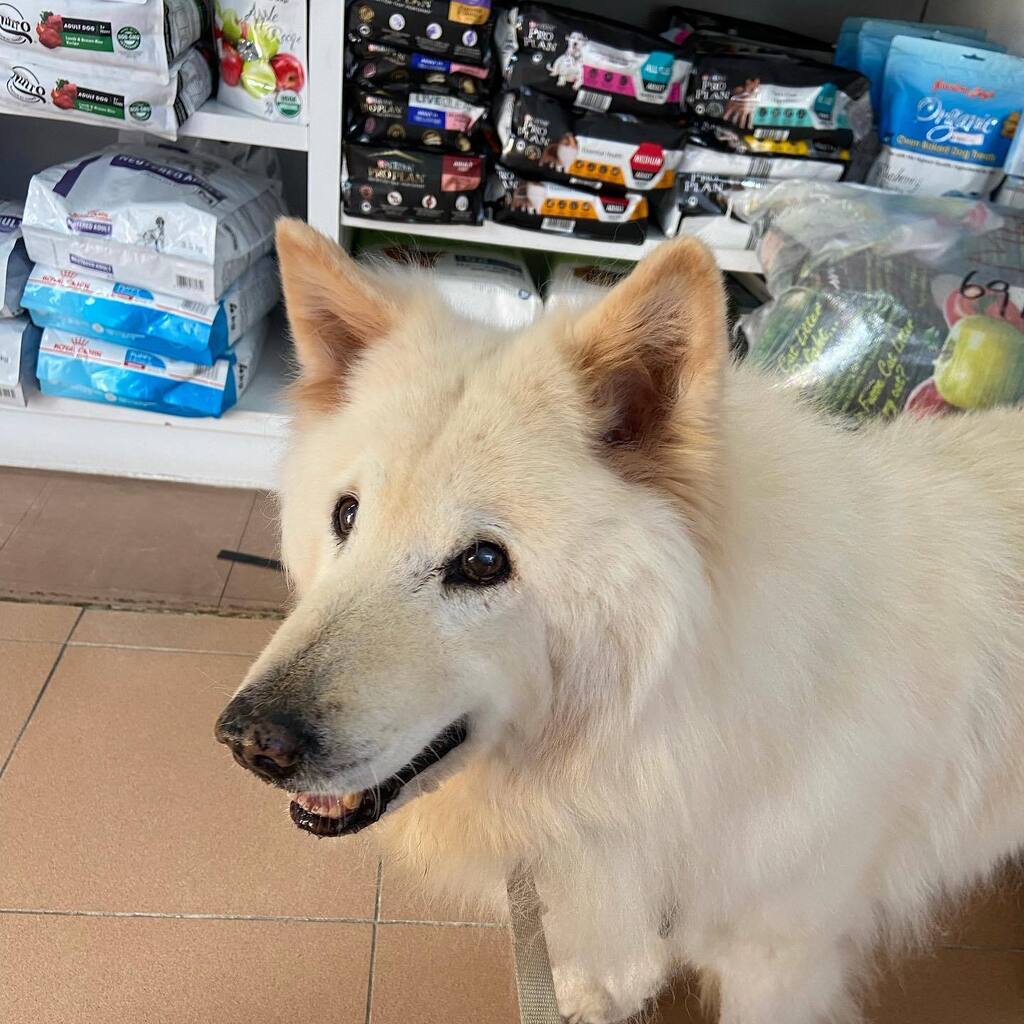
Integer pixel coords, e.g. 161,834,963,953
332,495,358,541
446,542,510,587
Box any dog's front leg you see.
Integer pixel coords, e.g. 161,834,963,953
712,939,860,1024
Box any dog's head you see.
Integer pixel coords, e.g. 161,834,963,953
215,223,728,837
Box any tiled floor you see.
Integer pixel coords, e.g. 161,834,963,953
1,468,1023,1023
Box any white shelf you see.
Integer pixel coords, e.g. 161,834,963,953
340,213,762,274
180,100,308,152
0,329,292,490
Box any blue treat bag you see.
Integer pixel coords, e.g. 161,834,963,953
21,255,279,366
868,38,1024,198
35,320,266,418
834,18,984,71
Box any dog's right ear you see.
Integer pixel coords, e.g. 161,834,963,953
275,218,395,410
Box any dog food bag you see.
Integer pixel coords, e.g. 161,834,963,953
0,315,41,406
544,253,630,311
867,39,1024,198
347,88,487,152
343,143,484,225
0,46,212,138
21,254,279,366
834,17,985,71
663,6,832,62
496,88,685,192
215,0,307,124
0,200,31,317
357,234,541,328
348,42,492,101
0,0,208,81
35,316,266,417
23,144,287,304
677,140,846,182
496,4,693,117
734,181,1024,421
487,165,648,244
346,0,494,65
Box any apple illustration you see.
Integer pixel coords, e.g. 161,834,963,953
904,377,954,419
270,52,305,92
51,80,77,110
220,43,243,87
36,11,62,48
934,315,1024,410
240,58,277,99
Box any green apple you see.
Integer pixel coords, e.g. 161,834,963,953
249,20,280,59
934,315,1024,410
240,59,277,99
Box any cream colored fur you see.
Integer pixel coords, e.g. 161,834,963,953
240,221,1024,1024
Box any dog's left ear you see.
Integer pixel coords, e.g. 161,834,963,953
567,236,728,457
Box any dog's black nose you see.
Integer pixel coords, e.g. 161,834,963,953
215,703,308,784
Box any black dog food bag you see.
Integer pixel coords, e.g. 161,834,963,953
344,144,484,224
347,0,494,64
348,41,492,101
347,89,487,151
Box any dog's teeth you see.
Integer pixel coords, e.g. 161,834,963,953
341,792,362,811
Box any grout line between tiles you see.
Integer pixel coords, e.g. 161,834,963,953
365,861,383,1024
217,490,260,611
0,907,375,924
67,641,265,657
377,918,504,928
0,607,84,783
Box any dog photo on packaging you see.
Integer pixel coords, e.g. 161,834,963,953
215,221,1024,1024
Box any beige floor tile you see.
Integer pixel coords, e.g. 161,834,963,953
0,640,61,767
73,608,280,654
0,467,51,550
220,493,290,613
379,865,503,924
372,923,518,1024
0,645,378,918
0,912,372,1024
0,474,254,607
937,861,1024,950
0,601,79,642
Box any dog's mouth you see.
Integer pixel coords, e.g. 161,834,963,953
288,718,469,838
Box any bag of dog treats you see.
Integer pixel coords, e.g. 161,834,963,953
0,201,30,318
347,0,494,65
0,316,41,406
834,17,985,72
487,165,648,243
0,0,208,81
215,0,308,124
21,254,279,366
348,42,492,101
496,88,685,192
868,38,1024,198
22,144,286,304
0,46,212,138
347,88,487,152
496,4,692,117
356,234,541,328
663,6,832,62
35,317,266,418
344,143,484,225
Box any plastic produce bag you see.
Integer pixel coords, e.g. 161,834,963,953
23,144,287,303
35,318,266,417
734,182,1024,421
21,254,279,365
0,201,30,317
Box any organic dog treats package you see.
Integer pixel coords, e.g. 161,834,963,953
496,88,686,192
348,42,492,101
347,88,487,152
0,47,212,138
35,317,266,417
0,316,41,406
346,0,494,65
834,17,985,72
487,165,649,243
0,0,208,80
867,38,1024,198
0,201,31,318
734,182,1024,421
497,4,692,117
22,144,287,303
21,254,279,365
215,0,307,123
344,143,484,225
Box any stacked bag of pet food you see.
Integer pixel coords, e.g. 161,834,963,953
654,7,874,251
833,19,1024,199
490,4,694,244
0,0,214,138
17,142,286,417
342,0,496,226
0,201,41,407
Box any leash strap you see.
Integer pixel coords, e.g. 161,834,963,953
507,866,563,1024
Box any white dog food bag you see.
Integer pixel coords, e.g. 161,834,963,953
0,315,42,405
0,47,213,139
0,0,209,81
544,254,631,312
0,200,31,317
22,144,287,303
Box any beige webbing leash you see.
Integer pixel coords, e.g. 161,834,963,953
507,866,564,1024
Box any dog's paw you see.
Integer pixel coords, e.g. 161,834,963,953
552,965,636,1024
